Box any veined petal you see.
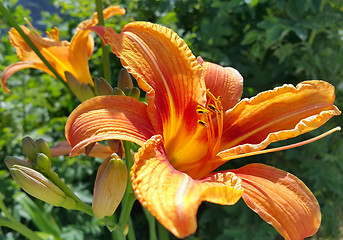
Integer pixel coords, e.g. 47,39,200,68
65,95,155,156
1,61,49,92
198,56,243,111
231,163,321,240
103,22,206,146
131,135,243,238
218,80,341,157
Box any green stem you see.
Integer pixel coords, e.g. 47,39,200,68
0,218,43,240
143,207,157,240
128,217,136,240
95,0,111,83
157,222,170,240
0,2,67,89
0,194,43,240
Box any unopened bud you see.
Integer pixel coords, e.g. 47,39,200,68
5,156,32,169
22,137,37,162
117,68,133,90
65,71,95,102
35,138,51,159
33,153,51,173
95,77,113,96
123,87,131,96
113,87,125,96
128,87,140,100
9,165,75,208
92,153,127,218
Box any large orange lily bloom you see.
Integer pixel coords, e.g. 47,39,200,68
1,6,125,92
65,22,341,239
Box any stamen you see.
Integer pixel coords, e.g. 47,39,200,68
24,17,40,36
198,120,208,127
218,126,341,162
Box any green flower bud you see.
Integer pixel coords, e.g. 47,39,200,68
5,156,32,169
129,87,141,100
22,137,37,162
9,165,70,207
117,68,133,90
92,153,127,218
33,153,51,173
65,71,95,102
123,87,131,96
113,87,125,96
35,138,51,159
95,77,113,96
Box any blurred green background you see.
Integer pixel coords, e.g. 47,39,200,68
0,0,342,239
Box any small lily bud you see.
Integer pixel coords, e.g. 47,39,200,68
22,137,37,162
128,87,141,100
92,153,127,219
123,87,131,96
9,165,75,208
35,138,51,159
65,71,95,102
5,156,32,169
80,83,96,101
33,153,51,173
117,68,133,90
95,77,113,96
113,87,125,96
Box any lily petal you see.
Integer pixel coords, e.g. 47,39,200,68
102,22,206,145
65,95,155,156
231,163,321,240
218,80,341,157
131,135,243,238
1,61,46,92
198,56,243,111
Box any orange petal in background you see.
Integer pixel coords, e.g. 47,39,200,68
65,95,155,156
218,80,341,156
231,163,321,240
131,135,243,238
198,56,243,111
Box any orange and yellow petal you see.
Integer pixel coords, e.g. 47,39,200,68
65,95,155,156
231,163,321,240
218,80,340,157
131,135,243,238
198,56,243,111
102,22,206,145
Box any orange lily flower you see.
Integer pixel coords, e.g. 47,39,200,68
65,22,341,239
1,6,125,92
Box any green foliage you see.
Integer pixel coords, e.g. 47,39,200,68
1,0,342,239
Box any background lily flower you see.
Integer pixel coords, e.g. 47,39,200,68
65,22,340,239
1,5,125,92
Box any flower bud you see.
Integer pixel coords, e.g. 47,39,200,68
113,87,125,96
128,87,140,100
33,153,51,173
95,77,113,96
5,156,32,169
117,68,133,90
92,153,127,219
65,71,95,102
22,136,37,162
35,138,51,159
9,165,75,208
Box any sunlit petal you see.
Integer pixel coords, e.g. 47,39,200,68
198,56,243,111
65,95,155,156
131,135,243,238
103,22,206,145
218,80,340,157
231,163,321,240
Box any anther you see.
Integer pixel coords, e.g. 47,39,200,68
196,109,207,115
208,104,220,114
198,120,208,127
